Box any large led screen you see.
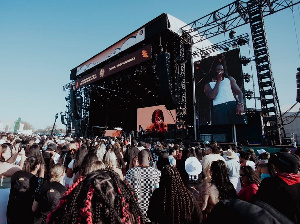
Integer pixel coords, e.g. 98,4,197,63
195,49,247,126
137,105,176,133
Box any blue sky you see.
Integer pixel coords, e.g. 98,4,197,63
0,1,300,130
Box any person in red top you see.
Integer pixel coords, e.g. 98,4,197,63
255,152,300,223
238,165,261,202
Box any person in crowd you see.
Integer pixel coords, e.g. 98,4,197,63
185,156,204,203
113,143,126,175
131,155,139,168
147,109,167,133
238,165,261,202
168,147,177,166
176,147,196,185
104,149,124,180
0,144,26,224
247,148,259,165
125,149,161,223
95,141,106,161
67,144,89,182
195,147,204,163
239,151,256,170
204,63,246,125
256,151,271,180
32,164,66,224
47,169,145,224
255,152,300,223
200,160,238,217
148,165,203,224
42,143,59,177
201,145,225,181
73,152,105,183
64,142,78,187
7,156,45,224
156,150,171,171
124,139,140,170
223,149,241,192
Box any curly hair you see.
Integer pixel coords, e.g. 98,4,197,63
151,109,164,123
159,165,195,224
210,160,238,200
47,169,144,224
240,165,261,185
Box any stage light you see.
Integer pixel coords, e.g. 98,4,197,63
240,56,251,66
244,90,254,99
297,68,300,102
237,37,248,46
229,30,236,39
242,73,251,83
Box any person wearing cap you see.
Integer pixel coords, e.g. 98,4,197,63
223,149,241,192
255,152,300,223
185,157,204,203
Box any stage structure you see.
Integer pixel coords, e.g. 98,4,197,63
181,0,300,145
64,14,214,138
63,0,300,144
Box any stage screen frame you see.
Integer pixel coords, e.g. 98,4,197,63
137,105,176,133
195,49,247,126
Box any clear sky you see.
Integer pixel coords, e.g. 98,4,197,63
0,0,300,130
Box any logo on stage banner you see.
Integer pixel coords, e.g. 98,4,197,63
75,45,152,89
76,28,145,77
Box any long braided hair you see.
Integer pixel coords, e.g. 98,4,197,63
47,169,144,224
159,165,195,224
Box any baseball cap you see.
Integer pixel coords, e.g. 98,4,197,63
185,157,202,176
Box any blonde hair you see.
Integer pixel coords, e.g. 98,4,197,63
90,161,105,172
104,150,117,169
96,143,106,161
50,164,65,182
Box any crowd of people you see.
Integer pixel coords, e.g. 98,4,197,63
0,132,300,224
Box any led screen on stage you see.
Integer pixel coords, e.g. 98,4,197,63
137,105,176,133
195,49,247,126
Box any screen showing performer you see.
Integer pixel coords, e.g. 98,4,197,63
137,105,176,133
195,49,247,126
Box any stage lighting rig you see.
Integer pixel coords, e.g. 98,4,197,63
242,73,251,83
240,56,251,66
229,30,236,39
244,90,254,99
297,67,300,102
237,37,248,46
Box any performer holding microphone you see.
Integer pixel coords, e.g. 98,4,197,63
204,64,246,125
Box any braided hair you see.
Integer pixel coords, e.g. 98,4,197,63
47,169,144,224
159,165,195,224
210,160,238,200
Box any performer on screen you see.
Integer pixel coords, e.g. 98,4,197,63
204,63,246,125
147,109,167,133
